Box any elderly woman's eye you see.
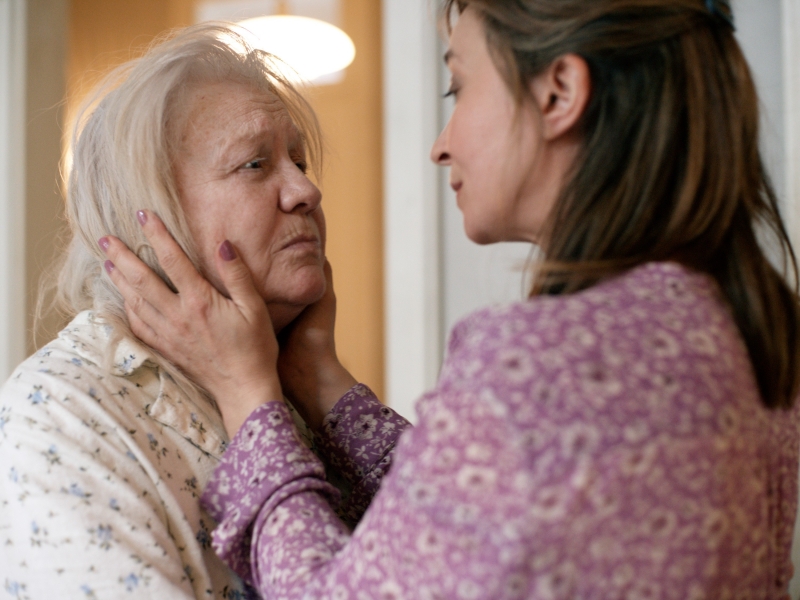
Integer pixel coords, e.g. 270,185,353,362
243,160,262,169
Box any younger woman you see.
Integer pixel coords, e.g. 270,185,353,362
104,0,800,597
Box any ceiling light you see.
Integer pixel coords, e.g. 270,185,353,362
236,15,355,84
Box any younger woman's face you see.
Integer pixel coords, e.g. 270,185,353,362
430,7,556,245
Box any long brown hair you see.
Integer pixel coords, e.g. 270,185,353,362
444,0,800,410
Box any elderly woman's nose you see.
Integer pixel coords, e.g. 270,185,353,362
279,167,322,214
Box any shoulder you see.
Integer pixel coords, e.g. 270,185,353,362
0,313,160,455
436,262,755,421
4,324,127,411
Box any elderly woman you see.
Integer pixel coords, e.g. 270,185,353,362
0,24,327,598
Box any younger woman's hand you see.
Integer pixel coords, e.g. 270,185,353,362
278,261,357,430
100,210,281,437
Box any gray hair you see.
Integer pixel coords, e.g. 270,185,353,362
45,23,323,406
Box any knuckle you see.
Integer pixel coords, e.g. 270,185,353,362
227,264,250,283
159,249,180,272
129,293,147,315
184,293,210,320
128,269,147,291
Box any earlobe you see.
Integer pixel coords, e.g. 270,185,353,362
530,54,591,141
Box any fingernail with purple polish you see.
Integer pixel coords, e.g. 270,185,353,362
98,237,110,253
219,240,237,261
137,210,147,226
104,260,115,274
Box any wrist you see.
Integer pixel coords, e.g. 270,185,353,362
216,377,283,438
307,358,357,430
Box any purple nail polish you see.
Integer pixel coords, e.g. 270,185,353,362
104,260,115,274
137,210,147,226
98,237,110,252
219,240,237,261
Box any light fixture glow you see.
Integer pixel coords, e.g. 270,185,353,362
236,15,355,84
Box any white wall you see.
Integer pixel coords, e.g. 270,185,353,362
733,0,786,204
778,0,800,592
784,0,800,251
0,0,27,382
382,0,443,421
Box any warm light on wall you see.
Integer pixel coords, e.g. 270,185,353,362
237,15,355,83
196,0,355,85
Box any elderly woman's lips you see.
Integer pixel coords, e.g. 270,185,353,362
281,234,320,251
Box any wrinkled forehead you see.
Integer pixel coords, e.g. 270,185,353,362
166,76,298,154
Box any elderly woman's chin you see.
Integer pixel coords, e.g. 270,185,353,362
264,262,327,332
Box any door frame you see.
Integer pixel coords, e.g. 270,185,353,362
0,0,28,381
382,0,444,420
783,0,800,251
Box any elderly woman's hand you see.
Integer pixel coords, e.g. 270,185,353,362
101,210,282,437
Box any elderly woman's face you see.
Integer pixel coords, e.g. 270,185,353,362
171,80,326,331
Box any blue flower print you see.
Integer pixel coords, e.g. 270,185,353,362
189,413,207,437
89,524,114,550
27,386,48,405
4,580,29,600
109,498,120,511
118,354,135,372
8,467,18,483
122,573,139,592
67,483,90,499
0,407,9,436
196,520,211,550
222,586,246,600
80,584,97,599
43,445,60,465
71,358,83,367
183,476,199,498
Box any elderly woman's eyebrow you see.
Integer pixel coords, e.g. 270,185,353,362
287,125,307,155
212,121,275,166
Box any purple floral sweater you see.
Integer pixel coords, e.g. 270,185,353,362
201,263,800,599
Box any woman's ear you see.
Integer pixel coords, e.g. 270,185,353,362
529,53,591,141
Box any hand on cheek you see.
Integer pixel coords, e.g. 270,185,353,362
100,210,284,438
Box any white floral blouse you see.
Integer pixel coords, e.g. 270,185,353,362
0,311,258,599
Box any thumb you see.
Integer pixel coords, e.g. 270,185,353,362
216,240,264,315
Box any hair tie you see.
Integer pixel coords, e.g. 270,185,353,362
705,0,736,30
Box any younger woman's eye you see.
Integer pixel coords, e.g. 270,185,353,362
295,161,308,174
442,87,458,99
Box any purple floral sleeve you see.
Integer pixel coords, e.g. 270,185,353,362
314,384,410,523
200,402,341,586
201,385,410,590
